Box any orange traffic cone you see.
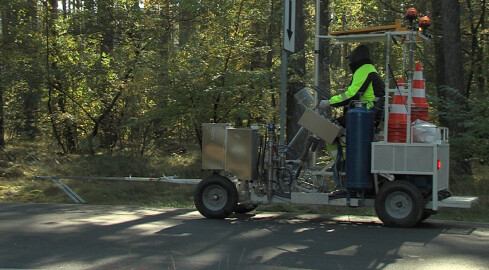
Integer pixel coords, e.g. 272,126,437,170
388,78,408,143
411,62,429,122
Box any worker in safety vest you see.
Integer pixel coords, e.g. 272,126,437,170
319,44,384,127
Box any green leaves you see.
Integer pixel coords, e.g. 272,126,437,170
1,0,484,164
0,0,278,153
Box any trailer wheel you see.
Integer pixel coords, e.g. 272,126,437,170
194,175,238,219
418,209,437,224
375,181,424,228
235,203,258,214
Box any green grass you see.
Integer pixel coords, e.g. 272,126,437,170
0,140,200,207
1,139,488,223
431,169,489,222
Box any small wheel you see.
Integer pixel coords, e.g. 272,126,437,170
194,175,238,219
235,203,258,214
375,181,424,228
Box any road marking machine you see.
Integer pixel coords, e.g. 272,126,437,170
194,7,478,227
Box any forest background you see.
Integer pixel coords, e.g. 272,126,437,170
0,0,487,221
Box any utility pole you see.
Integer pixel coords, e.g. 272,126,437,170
280,0,296,145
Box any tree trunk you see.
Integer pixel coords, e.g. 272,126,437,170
268,0,281,123
286,0,306,154
45,0,67,153
178,1,195,47
317,0,330,93
0,66,3,146
47,0,76,152
440,0,465,122
85,0,95,10
22,1,41,140
0,4,7,147
98,0,114,56
431,0,445,94
465,0,487,95
0,72,3,146
432,0,466,131
432,0,472,173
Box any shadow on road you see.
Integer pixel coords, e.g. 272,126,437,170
0,203,487,270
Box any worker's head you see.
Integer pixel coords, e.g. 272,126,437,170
347,45,371,69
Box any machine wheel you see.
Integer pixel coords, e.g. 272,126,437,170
419,211,432,222
194,175,238,219
418,209,437,224
375,181,424,228
235,203,258,214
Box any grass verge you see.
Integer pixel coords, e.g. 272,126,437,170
0,140,200,207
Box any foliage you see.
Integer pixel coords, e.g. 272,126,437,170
432,86,489,173
1,0,283,155
0,0,487,172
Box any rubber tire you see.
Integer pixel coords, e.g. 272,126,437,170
375,181,424,228
235,203,258,214
418,209,437,224
194,175,238,219
419,211,432,222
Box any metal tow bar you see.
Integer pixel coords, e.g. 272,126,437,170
35,175,201,204
51,177,86,204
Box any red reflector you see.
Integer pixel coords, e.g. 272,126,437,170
437,160,441,170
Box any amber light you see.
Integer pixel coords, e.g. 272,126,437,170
405,7,418,21
419,16,431,27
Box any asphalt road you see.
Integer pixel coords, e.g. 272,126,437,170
0,203,488,270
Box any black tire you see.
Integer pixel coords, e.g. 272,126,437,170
194,175,238,219
419,209,437,224
235,203,258,214
419,211,432,222
375,181,424,228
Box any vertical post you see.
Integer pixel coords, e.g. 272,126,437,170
267,124,276,200
383,33,391,142
311,0,320,164
431,145,439,211
314,0,320,92
279,0,291,146
279,51,287,146
406,31,415,143
408,31,415,84
423,38,428,80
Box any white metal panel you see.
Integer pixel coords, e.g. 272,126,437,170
290,192,375,207
425,196,479,209
291,192,329,205
437,144,450,190
298,108,343,144
371,142,436,174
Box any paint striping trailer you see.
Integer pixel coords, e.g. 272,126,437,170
193,11,478,228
